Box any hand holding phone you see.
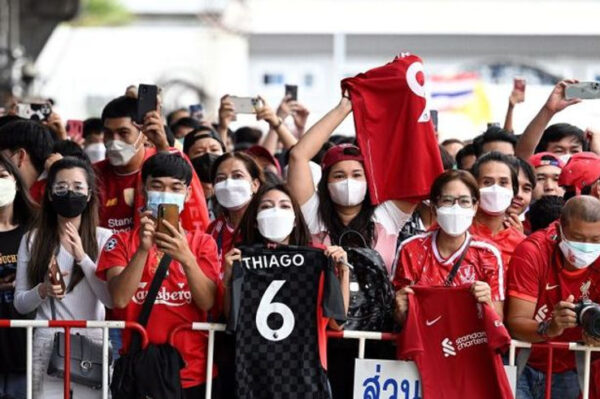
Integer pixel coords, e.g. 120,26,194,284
66,120,84,142
230,96,263,114
157,204,180,237
189,104,204,121
16,102,52,121
510,77,526,105
565,82,600,100
47,255,66,297
136,84,158,124
284,85,298,101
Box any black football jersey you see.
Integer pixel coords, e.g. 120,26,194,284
228,244,345,399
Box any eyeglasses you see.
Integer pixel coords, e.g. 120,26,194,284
51,182,89,196
436,195,476,208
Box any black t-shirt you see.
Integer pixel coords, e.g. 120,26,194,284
0,225,30,373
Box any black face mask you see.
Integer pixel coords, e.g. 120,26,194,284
51,191,89,218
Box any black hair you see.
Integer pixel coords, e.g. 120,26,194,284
535,123,587,153
471,151,519,196
191,153,219,183
83,118,104,139
263,170,285,185
52,140,88,162
514,156,536,190
438,145,455,170
171,117,201,134
0,120,54,175
474,126,517,156
456,143,476,170
329,135,357,146
183,127,226,156
142,152,192,186
441,138,464,147
233,127,262,150
0,115,22,129
166,108,189,126
528,195,564,232
101,96,137,123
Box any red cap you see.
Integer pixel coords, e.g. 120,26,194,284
321,144,364,170
529,152,564,169
558,152,600,194
245,145,282,175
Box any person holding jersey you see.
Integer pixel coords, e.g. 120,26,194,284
14,157,112,398
0,154,37,399
393,170,506,326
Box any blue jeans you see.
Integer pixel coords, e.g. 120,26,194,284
109,328,122,361
0,373,26,399
517,365,580,399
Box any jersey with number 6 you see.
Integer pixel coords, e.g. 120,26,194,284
228,245,345,399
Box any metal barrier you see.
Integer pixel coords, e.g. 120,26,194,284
0,319,148,399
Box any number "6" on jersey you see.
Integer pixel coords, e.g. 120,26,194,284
256,280,295,342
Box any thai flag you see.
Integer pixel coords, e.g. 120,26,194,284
429,72,480,111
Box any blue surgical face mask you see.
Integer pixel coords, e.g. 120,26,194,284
146,191,186,218
559,225,600,269
176,137,185,147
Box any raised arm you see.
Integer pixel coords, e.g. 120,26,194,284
257,97,298,154
515,79,581,159
503,87,524,133
288,97,352,205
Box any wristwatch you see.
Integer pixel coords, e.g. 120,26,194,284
537,319,553,340
272,117,283,130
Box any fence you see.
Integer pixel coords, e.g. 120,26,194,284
2,319,600,399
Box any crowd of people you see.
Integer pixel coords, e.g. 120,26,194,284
0,69,599,399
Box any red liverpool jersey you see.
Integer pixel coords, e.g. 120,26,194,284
398,286,513,399
341,53,443,204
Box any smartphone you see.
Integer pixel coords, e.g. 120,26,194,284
136,84,158,123
66,119,84,142
157,204,180,236
230,96,263,114
16,102,52,121
47,255,66,296
565,82,600,100
284,84,298,101
189,104,204,121
513,77,526,93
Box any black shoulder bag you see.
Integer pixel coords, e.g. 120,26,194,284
444,237,471,286
111,254,185,399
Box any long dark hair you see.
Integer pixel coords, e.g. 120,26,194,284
0,153,37,227
237,183,311,247
317,165,376,247
27,157,99,292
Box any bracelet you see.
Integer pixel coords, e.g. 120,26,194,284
536,319,553,340
272,117,283,130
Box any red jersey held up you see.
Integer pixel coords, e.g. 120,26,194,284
393,230,505,302
507,221,600,373
398,286,513,399
341,53,443,204
470,221,525,272
95,147,210,233
96,228,221,388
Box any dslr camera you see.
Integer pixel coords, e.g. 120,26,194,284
574,299,600,339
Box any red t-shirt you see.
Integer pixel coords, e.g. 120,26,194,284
29,179,46,204
507,221,600,373
398,286,513,399
96,228,220,387
393,230,505,302
470,221,525,272
341,53,444,204
95,147,210,234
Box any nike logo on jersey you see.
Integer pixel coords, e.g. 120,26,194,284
546,284,559,290
426,316,442,326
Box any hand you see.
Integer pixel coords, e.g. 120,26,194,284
504,212,524,233
543,79,582,114
509,88,525,106
339,90,352,114
585,127,600,155
64,221,85,263
255,97,280,128
276,96,292,119
218,95,236,129
324,245,349,274
154,220,195,267
141,111,168,151
44,112,68,140
139,211,156,252
289,101,310,133
38,271,69,300
471,281,492,305
395,286,414,319
44,153,63,173
548,294,577,338
0,273,16,291
223,247,241,285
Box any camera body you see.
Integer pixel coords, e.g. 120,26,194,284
574,299,600,338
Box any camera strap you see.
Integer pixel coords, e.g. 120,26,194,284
444,237,471,286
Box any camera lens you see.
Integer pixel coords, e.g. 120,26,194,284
580,304,600,339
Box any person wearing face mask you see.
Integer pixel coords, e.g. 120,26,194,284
393,170,505,326
287,94,417,274
14,157,113,398
506,196,600,399
96,153,220,398
207,152,265,273
470,151,526,270
192,152,220,221
95,95,209,234
0,154,37,399
183,126,225,160
82,117,106,164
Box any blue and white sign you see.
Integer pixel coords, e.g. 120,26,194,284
354,359,422,399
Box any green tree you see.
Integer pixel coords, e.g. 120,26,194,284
71,0,132,26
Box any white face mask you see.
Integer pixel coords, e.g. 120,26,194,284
559,226,600,269
0,178,16,207
559,153,572,164
436,204,475,237
214,178,253,210
257,207,296,243
328,179,367,206
105,132,142,166
84,143,106,163
479,184,513,215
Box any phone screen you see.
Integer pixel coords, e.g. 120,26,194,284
285,85,298,101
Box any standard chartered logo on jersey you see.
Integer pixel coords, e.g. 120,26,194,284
441,331,488,357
